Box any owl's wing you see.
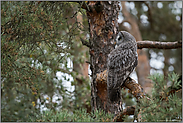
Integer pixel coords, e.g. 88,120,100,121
107,46,138,89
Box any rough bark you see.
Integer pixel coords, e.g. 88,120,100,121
81,1,122,115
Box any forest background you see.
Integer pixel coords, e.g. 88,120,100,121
1,1,182,122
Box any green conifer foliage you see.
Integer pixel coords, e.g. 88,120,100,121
138,73,182,122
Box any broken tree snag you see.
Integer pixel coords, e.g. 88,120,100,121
137,41,182,49
96,70,108,106
95,70,108,104
96,70,108,83
95,70,108,107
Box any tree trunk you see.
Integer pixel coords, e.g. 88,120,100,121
84,1,122,114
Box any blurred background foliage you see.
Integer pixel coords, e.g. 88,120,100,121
1,1,182,122
1,1,90,121
135,1,182,76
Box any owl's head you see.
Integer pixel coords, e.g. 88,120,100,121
115,31,136,47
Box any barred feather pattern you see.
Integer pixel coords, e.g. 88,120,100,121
107,31,138,102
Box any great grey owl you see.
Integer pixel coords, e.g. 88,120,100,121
107,31,138,102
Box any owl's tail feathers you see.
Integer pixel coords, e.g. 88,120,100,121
108,88,121,102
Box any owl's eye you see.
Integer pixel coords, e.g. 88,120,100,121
118,36,122,41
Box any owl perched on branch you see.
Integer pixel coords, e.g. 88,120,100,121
107,31,138,102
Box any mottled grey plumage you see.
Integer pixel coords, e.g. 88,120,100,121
107,31,138,102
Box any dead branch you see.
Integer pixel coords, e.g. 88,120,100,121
168,88,182,97
120,1,182,50
113,77,151,122
96,70,146,101
122,77,145,100
80,37,91,48
122,105,136,115
137,41,182,49
113,105,136,122
96,70,150,122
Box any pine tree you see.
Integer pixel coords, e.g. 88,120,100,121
137,73,182,122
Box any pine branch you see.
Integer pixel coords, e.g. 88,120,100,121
137,41,182,49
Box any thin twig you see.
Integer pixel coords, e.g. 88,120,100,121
80,37,91,48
